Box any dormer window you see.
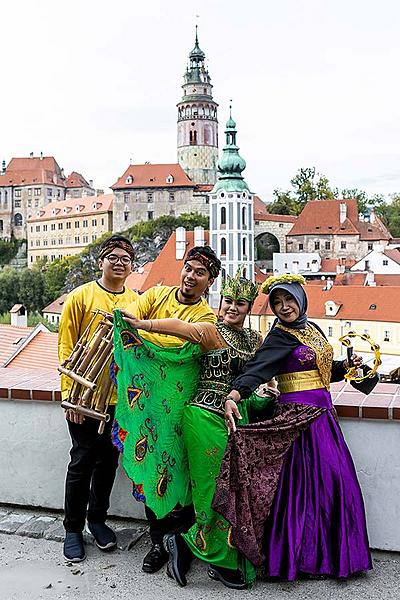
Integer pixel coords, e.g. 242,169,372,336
125,175,133,184
166,175,174,184
369,304,377,310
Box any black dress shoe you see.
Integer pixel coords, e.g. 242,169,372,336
207,565,248,590
142,543,168,573
166,533,193,587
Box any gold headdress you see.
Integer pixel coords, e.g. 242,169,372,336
261,274,306,295
221,269,259,303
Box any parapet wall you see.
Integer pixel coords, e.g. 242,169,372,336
1,370,399,549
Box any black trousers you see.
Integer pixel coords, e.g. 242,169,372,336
64,406,119,533
145,504,195,546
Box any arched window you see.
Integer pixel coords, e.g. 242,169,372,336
0,219,3,231
220,206,226,225
14,213,23,227
242,267,247,278
242,237,247,257
221,237,227,256
4,190,8,205
221,268,226,282
242,206,246,226
189,130,197,145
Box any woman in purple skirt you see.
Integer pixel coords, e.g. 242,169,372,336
214,274,372,581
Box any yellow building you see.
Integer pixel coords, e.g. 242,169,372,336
27,194,113,264
250,284,400,373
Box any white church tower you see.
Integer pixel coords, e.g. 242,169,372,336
208,108,254,308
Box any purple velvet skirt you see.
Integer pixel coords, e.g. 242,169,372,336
263,410,372,580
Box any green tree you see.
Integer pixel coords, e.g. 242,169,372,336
376,195,400,238
18,268,45,312
268,167,336,215
0,267,20,314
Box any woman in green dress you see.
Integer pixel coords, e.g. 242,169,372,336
120,273,276,590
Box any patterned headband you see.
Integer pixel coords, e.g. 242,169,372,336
99,240,135,261
185,252,220,279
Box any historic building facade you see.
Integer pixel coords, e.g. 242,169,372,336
0,156,94,240
208,110,254,308
27,194,112,263
286,199,392,261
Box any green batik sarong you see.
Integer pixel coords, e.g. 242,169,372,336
112,309,201,519
182,395,272,585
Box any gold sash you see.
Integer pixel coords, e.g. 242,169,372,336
277,369,324,394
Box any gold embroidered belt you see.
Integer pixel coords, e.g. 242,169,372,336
277,369,324,393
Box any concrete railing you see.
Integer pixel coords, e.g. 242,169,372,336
1,369,399,549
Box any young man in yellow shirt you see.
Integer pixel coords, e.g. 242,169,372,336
58,235,137,562
125,245,221,574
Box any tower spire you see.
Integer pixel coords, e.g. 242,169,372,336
212,105,248,192
176,30,219,185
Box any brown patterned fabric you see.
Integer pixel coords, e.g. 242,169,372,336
212,402,326,566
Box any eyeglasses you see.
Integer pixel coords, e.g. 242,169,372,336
105,254,132,265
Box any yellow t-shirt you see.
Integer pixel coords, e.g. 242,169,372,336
127,285,216,347
58,280,138,402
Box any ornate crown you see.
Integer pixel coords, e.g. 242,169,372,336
221,269,259,303
261,274,306,295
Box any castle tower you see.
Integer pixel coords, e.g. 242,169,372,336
177,27,219,185
208,108,254,308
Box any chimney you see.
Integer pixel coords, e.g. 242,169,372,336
10,304,27,327
292,261,299,274
176,227,187,260
366,271,376,287
370,209,376,224
339,202,347,224
89,179,93,188
40,151,43,160
194,226,205,247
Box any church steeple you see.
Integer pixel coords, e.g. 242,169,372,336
208,106,254,308
177,28,219,185
213,105,248,192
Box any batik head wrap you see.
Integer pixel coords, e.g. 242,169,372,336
98,235,135,262
185,245,221,279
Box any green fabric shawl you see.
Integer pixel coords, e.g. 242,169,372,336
112,309,201,519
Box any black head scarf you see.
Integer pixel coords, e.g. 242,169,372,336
269,282,308,329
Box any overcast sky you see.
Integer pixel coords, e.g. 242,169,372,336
1,0,400,202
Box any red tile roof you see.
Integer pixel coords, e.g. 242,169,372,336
0,325,32,366
320,257,356,272
252,195,297,223
384,248,400,265
262,285,400,322
111,164,195,190
0,156,65,187
42,293,68,315
65,171,91,189
27,193,113,221
374,274,400,286
7,330,59,370
125,262,154,291
134,231,210,291
288,199,391,240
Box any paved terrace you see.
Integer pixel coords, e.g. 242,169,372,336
0,507,399,600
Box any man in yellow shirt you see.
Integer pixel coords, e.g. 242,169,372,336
125,245,220,574
58,235,137,563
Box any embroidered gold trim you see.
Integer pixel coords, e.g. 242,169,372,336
275,323,333,389
277,369,324,393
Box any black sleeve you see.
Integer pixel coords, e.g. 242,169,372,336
232,328,299,399
331,360,346,382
